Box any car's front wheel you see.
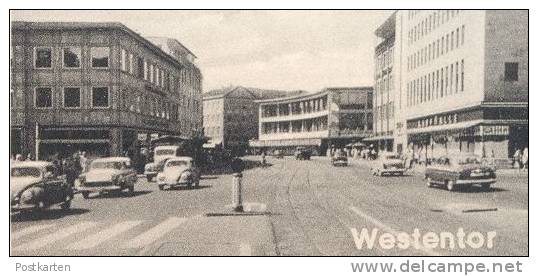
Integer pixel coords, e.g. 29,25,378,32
146,175,153,182
81,192,90,199
481,183,491,191
158,184,165,190
127,185,134,195
60,200,71,210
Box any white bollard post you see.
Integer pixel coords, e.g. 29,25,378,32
232,172,243,212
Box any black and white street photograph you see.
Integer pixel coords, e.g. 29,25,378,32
8,8,529,264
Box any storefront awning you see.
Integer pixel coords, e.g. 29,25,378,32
363,135,394,142
406,120,483,135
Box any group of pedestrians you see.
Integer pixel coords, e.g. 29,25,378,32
513,147,529,171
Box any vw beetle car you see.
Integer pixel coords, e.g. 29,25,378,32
370,153,406,176
77,157,137,198
331,150,348,166
10,161,73,212
157,157,200,190
294,147,312,160
144,145,180,182
424,154,496,191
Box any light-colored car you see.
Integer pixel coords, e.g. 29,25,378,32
144,145,181,182
10,161,73,212
331,151,348,166
425,154,496,191
77,157,137,198
157,157,200,190
370,153,406,176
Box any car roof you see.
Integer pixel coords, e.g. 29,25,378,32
10,161,51,168
165,157,193,162
92,157,131,162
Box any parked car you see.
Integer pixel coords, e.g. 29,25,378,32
77,157,137,198
273,149,284,159
144,145,183,181
294,147,312,160
10,161,73,212
370,153,406,176
424,154,496,191
157,157,200,190
331,151,348,166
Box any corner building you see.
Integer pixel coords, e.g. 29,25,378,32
372,10,528,161
10,22,203,159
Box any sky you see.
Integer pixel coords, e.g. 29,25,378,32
11,10,393,92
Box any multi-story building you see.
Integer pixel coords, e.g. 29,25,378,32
370,10,528,161
10,22,203,159
203,86,301,156
366,12,403,153
250,87,373,155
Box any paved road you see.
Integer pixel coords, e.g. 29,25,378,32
10,156,528,256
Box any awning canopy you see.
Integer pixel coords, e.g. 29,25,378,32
363,135,394,142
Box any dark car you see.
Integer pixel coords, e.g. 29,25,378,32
331,151,348,166
424,154,496,191
294,147,312,160
10,161,74,212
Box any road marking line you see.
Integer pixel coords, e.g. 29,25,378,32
349,206,439,256
239,243,252,256
124,217,186,248
13,222,97,251
65,220,143,250
11,224,56,240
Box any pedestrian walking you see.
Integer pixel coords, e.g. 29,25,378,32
513,148,522,170
80,151,89,173
261,151,266,167
522,147,529,171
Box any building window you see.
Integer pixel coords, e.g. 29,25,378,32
92,87,109,108
461,59,465,91
504,62,519,81
35,87,52,108
35,47,52,68
63,47,81,68
461,25,465,45
63,87,81,108
129,53,134,74
138,57,144,79
455,62,459,93
150,64,154,83
91,47,109,68
121,48,127,71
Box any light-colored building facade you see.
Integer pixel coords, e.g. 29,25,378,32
10,22,203,159
203,86,300,156
370,10,528,161
251,87,373,155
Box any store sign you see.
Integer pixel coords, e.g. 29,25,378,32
478,125,509,136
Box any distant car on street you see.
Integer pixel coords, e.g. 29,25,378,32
294,147,312,160
77,157,137,198
331,151,348,166
144,145,181,181
273,149,284,159
10,161,73,212
424,154,496,191
157,157,200,190
370,153,406,176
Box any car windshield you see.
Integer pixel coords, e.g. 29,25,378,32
455,156,481,165
91,161,124,170
156,149,175,156
11,167,41,178
166,160,190,167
